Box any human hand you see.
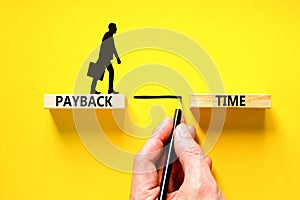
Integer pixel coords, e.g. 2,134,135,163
130,117,225,200
117,57,121,64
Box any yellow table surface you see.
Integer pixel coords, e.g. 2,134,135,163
0,0,299,199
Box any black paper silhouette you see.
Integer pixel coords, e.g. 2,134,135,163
88,23,121,94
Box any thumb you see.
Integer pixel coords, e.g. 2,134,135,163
174,124,207,181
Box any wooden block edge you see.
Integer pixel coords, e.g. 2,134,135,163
190,94,271,109
44,94,126,109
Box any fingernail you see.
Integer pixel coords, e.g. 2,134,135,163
162,117,170,125
158,117,169,129
178,124,189,138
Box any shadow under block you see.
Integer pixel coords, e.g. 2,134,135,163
44,94,125,109
190,94,271,108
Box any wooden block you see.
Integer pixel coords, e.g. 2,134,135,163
44,94,125,109
190,94,271,108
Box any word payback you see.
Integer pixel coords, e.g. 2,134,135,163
44,94,125,109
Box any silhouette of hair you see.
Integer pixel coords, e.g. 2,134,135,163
108,23,116,31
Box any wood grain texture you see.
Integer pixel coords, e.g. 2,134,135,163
190,94,271,108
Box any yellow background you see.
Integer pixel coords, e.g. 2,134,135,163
0,0,300,199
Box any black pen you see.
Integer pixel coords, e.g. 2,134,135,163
158,108,182,200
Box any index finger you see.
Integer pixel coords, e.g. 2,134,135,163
138,117,173,160
133,117,173,173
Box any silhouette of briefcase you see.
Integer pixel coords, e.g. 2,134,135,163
87,61,105,81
